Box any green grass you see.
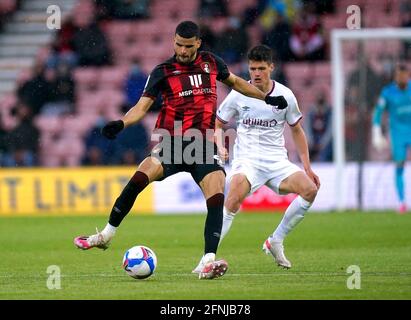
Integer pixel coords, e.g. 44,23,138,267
1,212,411,300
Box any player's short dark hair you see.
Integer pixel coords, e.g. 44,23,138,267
247,45,273,63
175,21,200,39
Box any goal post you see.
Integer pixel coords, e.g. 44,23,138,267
331,28,411,211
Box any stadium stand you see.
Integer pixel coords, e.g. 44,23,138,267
0,0,408,167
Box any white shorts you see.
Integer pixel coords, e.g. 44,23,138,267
227,158,302,195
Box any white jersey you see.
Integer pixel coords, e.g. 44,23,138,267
217,80,302,163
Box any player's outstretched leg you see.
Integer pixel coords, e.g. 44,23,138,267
194,173,249,275
74,171,150,250
198,193,229,279
263,195,313,269
195,169,229,279
192,207,236,273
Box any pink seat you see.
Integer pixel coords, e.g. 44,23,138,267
141,59,159,74
207,17,230,34
104,21,133,38
34,115,62,135
285,63,314,89
74,68,99,90
99,67,129,90
321,14,348,42
336,0,366,13
76,92,105,115
60,115,95,138
54,136,85,167
133,21,162,37
98,89,125,114
314,63,331,78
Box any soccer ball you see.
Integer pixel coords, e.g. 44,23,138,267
122,245,157,279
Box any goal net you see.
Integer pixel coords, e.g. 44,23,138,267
331,28,411,211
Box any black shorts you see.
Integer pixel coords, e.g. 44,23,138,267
150,136,225,184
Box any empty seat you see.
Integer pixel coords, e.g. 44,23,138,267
34,115,62,135
53,136,85,167
99,66,129,90
73,68,99,90
76,92,105,115
60,115,95,138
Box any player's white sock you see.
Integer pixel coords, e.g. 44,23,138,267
271,196,312,242
101,223,117,241
202,253,216,264
220,207,236,243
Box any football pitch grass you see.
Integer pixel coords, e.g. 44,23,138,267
1,212,411,300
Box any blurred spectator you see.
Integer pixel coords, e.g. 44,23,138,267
17,63,51,116
71,14,112,66
125,59,147,108
112,0,150,19
401,9,411,59
272,58,288,86
198,0,228,18
305,92,333,162
3,104,39,167
302,0,335,14
0,114,6,165
243,0,269,26
41,63,76,116
214,17,249,64
262,11,292,62
82,106,149,165
345,102,361,161
114,104,149,164
346,61,383,111
115,123,149,164
82,114,116,165
259,0,287,31
199,24,217,52
0,0,18,31
380,54,395,86
46,16,78,69
289,4,325,61
345,62,382,161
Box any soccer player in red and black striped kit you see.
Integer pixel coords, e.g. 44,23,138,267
74,21,288,279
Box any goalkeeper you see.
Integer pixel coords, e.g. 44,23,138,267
372,63,411,213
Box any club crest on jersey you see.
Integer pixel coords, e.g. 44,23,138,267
272,105,283,114
201,62,210,73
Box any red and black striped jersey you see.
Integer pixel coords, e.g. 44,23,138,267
142,51,230,136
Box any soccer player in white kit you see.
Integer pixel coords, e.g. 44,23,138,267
193,45,320,272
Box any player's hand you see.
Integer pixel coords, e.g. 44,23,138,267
372,125,388,151
101,120,124,139
217,146,229,162
265,95,288,109
305,167,321,189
